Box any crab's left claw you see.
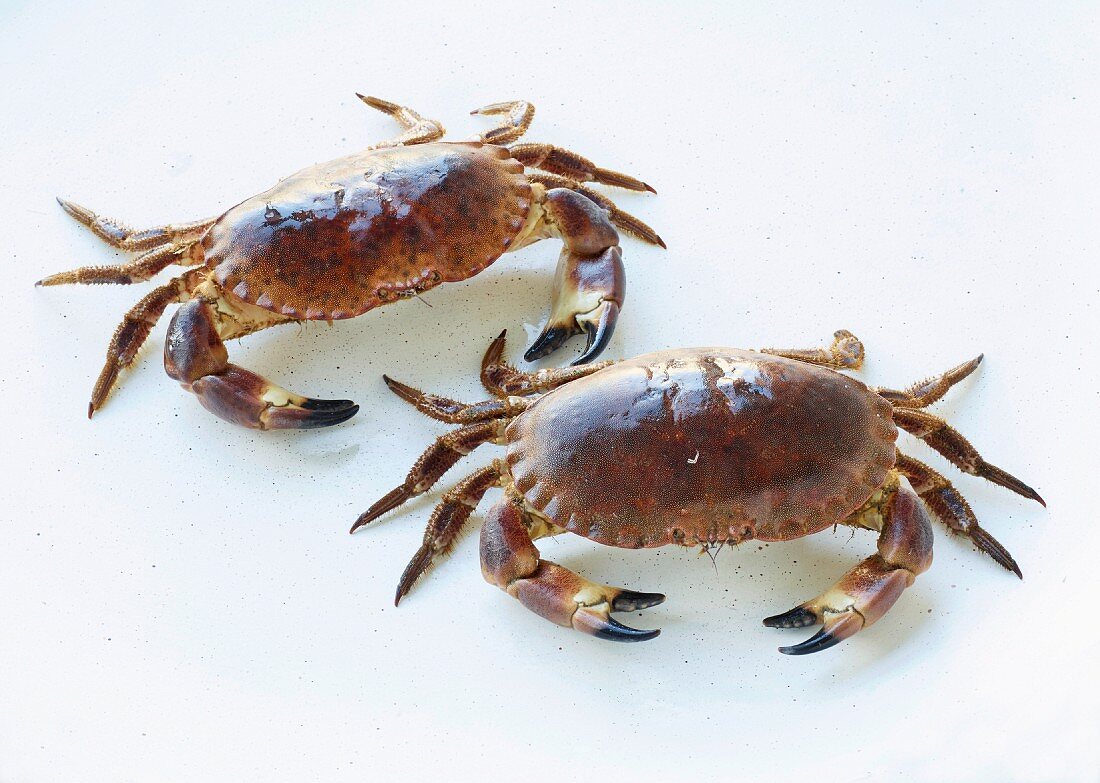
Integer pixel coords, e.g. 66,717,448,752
525,245,625,366
765,486,935,656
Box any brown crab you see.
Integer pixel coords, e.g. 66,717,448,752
351,330,1044,654
37,96,661,429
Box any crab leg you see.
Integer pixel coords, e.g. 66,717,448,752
764,478,934,655
896,452,1021,577
358,94,445,148
163,299,358,430
480,492,664,642
393,464,502,605
525,188,627,365
479,329,614,397
760,330,865,370
892,407,1045,505
53,197,215,252
527,172,665,248
873,355,983,408
37,243,197,287
85,270,203,417
350,420,508,532
382,374,530,424
510,143,655,193
471,100,536,145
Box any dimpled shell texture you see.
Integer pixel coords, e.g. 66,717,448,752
206,142,531,320
505,349,898,548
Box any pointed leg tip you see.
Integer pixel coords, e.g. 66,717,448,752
644,183,657,194
87,402,96,419
496,328,507,339
56,197,85,219
654,235,668,249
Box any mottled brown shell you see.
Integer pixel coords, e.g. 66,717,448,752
505,349,897,548
205,142,532,320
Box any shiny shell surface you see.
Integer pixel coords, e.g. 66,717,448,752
206,142,532,320
505,349,898,548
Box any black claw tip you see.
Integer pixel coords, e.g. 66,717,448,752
762,606,818,629
296,403,359,429
300,397,356,412
779,628,843,656
612,590,666,612
593,618,661,643
572,307,619,366
524,326,573,362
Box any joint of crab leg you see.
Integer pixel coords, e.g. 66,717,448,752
525,244,625,364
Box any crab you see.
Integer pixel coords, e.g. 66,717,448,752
37,95,661,429
350,330,1044,654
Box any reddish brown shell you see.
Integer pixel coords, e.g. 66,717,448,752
505,349,897,549
204,142,531,320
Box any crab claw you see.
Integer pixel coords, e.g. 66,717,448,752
777,613,864,656
164,299,359,430
765,604,866,655
573,608,662,642
525,245,625,365
191,367,359,430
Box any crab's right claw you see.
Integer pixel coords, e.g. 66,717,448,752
525,245,625,365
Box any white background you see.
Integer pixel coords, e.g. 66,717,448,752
2,2,1096,781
